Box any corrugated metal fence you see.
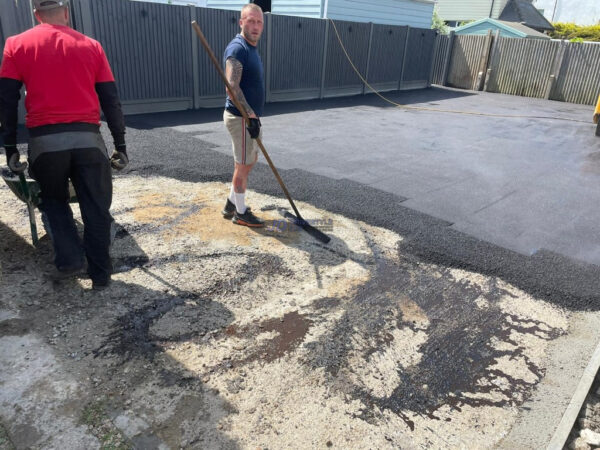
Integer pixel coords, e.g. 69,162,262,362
323,19,371,98
0,0,34,65
267,14,325,101
0,22,4,63
0,0,435,115
193,6,253,107
6,0,594,109
367,24,408,93
79,0,195,112
402,27,437,90
432,31,600,106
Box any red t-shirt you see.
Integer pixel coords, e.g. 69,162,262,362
0,23,115,128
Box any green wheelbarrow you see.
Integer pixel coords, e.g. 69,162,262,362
1,167,77,246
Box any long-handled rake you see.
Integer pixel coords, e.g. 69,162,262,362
191,21,331,244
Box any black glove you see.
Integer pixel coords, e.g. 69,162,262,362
110,145,128,171
5,146,27,173
246,118,261,139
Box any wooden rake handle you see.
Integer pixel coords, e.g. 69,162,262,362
191,21,303,220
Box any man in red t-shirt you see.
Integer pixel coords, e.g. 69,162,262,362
0,0,128,290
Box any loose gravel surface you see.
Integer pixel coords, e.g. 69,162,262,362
0,174,591,449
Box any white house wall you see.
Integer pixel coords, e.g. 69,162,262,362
206,0,248,12
271,0,322,19
130,0,433,27
325,0,435,28
436,0,492,21
533,0,600,26
436,0,509,22
490,0,510,19
129,0,208,5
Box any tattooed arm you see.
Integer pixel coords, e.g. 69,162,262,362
225,57,256,118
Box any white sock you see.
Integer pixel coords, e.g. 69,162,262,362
234,192,246,214
229,185,236,204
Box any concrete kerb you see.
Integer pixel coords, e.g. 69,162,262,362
547,340,600,449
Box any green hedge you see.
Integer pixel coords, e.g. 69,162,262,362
549,23,600,42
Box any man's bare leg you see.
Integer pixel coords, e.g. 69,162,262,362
230,160,264,227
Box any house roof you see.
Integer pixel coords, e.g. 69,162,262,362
453,17,550,39
495,19,551,38
499,0,554,31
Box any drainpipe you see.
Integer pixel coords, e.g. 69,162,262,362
489,0,495,18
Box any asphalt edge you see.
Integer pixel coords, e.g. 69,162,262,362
547,339,600,449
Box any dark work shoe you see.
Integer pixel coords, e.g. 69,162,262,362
92,278,111,291
222,199,250,219
45,265,85,281
232,209,264,227
222,199,236,219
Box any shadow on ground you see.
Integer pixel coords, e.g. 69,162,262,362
0,221,241,449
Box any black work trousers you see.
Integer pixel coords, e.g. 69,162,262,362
32,147,113,283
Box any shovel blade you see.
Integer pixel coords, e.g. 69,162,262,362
279,210,331,244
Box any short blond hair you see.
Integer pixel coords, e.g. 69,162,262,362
241,3,262,17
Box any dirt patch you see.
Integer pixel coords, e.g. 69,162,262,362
225,311,312,364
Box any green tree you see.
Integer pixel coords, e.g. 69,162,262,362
431,9,449,34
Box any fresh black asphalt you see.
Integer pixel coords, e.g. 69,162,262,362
112,87,600,314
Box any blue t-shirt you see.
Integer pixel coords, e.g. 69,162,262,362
223,34,265,117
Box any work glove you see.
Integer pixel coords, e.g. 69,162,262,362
5,146,27,174
246,117,261,139
110,145,129,171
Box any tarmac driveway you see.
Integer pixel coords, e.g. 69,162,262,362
162,87,600,266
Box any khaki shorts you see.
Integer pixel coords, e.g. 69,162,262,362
224,110,262,166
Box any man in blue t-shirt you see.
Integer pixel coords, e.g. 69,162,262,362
221,3,266,227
